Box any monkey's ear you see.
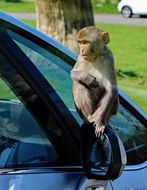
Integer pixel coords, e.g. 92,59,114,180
102,32,110,44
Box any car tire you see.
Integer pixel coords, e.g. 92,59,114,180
140,15,147,18
121,6,132,18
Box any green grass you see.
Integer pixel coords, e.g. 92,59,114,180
96,23,147,111
0,80,16,100
92,0,118,14
0,1,35,13
22,19,36,27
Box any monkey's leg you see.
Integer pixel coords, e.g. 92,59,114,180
105,96,119,124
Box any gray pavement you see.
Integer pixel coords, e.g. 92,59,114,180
9,12,147,26
94,14,147,26
8,12,36,20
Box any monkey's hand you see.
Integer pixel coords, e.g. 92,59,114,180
93,120,106,138
71,70,99,88
70,69,86,82
84,74,99,88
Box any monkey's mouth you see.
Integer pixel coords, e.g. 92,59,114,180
82,55,88,59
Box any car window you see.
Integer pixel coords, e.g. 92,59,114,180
7,30,75,110
0,98,58,168
6,29,84,124
0,50,80,169
109,105,147,165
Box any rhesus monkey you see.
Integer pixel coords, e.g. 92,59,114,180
71,26,118,137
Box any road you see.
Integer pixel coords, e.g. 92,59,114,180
94,14,147,26
9,12,147,26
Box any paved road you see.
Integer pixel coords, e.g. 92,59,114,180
94,14,147,26
9,12,147,26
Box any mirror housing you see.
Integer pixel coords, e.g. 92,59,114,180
80,123,127,180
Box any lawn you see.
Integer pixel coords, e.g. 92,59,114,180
22,19,36,27
97,23,147,111
92,0,118,14
0,0,35,13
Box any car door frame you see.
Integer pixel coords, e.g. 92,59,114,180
0,15,83,167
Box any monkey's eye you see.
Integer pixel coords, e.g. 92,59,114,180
82,40,89,44
78,40,89,45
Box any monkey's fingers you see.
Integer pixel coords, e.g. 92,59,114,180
95,125,105,138
93,123,101,137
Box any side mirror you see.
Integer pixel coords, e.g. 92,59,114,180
80,123,127,180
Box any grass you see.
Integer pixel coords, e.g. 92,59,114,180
0,1,35,13
22,19,36,27
97,23,147,111
97,24,147,77
92,0,118,14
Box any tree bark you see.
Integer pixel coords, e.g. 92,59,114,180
35,0,94,52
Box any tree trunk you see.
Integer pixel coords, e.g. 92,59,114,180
35,0,94,52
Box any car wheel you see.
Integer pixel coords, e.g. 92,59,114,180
140,15,147,18
121,6,132,18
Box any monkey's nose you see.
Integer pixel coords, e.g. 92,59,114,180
82,48,85,53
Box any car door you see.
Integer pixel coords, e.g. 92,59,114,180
132,0,147,14
0,12,115,190
140,0,147,14
108,89,147,190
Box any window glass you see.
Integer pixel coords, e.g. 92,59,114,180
0,54,58,168
7,30,75,110
0,78,16,100
109,105,147,165
6,30,83,124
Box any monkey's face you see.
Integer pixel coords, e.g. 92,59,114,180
77,26,110,61
78,40,94,61
78,40,92,60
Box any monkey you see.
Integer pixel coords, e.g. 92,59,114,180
70,26,118,137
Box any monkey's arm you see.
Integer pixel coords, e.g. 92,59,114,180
90,81,118,137
71,69,99,88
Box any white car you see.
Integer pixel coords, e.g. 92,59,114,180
118,0,147,18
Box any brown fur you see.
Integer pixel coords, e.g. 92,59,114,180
71,26,118,137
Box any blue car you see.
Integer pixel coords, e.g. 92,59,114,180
0,11,146,190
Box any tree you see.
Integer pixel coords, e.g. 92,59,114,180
35,0,94,51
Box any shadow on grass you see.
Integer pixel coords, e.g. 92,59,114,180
117,69,139,78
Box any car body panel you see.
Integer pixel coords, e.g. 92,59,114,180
0,170,110,190
112,162,147,189
118,0,147,16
